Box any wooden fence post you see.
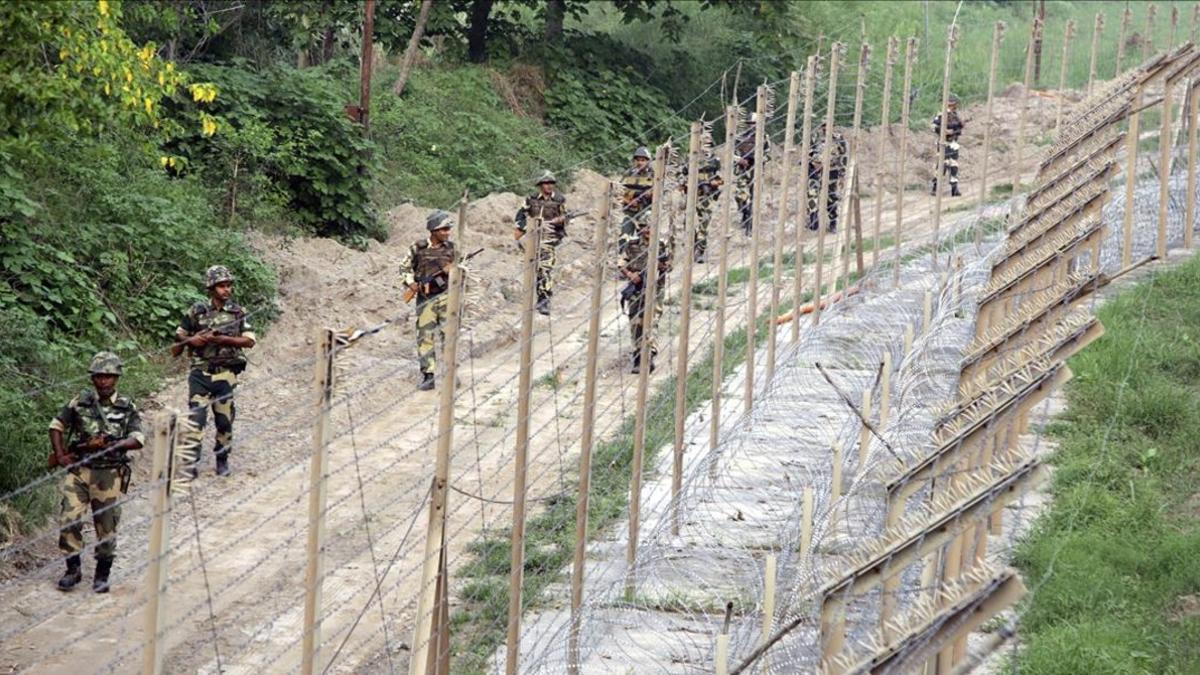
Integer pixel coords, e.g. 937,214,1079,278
1193,4,1200,45
1144,4,1158,60
814,42,843,326
301,327,336,675
711,106,737,456
873,37,898,265
793,55,818,342
858,388,873,468
1171,5,1180,48
978,26,1005,246
568,187,610,674
843,41,869,286
673,124,701,536
1123,84,1145,268
761,554,777,655
1055,20,1077,135
142,410,177,675
1159,74,1177,259
1013,18,1042,204
745,86,768,410
1116,5,1131,76
880,350,892,428
505,211,542,675
1087,13,1104,98
625,142,668,600
831,442,844,501
1187,79,1199,250
931,24,958,266
894,38,917,289
767,72,800,381
800,486,815,559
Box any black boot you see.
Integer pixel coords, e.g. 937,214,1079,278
215,452,230,477
950,183,961,197
535,295,550,316
57,555,82,592
930,178,938,196
93,556,114,593
630,352,641,374
418,372,435,391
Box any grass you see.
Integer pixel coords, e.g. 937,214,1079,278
1012,253,1200,674
692,234,897,296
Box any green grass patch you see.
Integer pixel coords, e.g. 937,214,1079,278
1013,254,1200,673
692,235,897,297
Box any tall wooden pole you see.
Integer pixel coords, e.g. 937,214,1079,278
142,411,177,675
1193,4,1200,45
301,328,336,675
1123,84,1145,268
673,124,701,536
745,87,767,410
1013,18,1042,204
894,38,917,289
793,56,817,342
931,24,958,266
1144,4,1158,60
813,42,843,327
357,0,375,132
711,107,736,455
873,38,898,266
568,188,611,674
848,40,870,231
1159,74,1176,259
1116,5,1132,76
505,213,542,675
1087,14,1104,98
1055,21,1077,135
767,72,799,380
1187,80,1199,250
977,22,1005,247
1171,6,1179,48
625,143,668,599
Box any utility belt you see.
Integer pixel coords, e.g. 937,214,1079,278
69,444,133,491
416,274,450,301
199,358,247,375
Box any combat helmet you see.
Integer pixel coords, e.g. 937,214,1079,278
947,93,960,105
205,265,235,289
427,210,454,231
633,146,652,160
536,171,557,185
88,351,124,376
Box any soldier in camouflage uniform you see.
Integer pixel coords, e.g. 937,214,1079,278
515,172,569,316
930,94,964,197
619,220,672,374
173,265,256,478
49,352,144,592
619,146,655,254
734,113,770,236
806,122,849,232
401,210,456,391
679,155,723,263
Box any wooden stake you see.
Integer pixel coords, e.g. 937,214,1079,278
880,350,892,428
794,55,817,343
814,42,843,326
903,323,914,356
873,37,898,265
931,24,958,267
1159,75,1176,259
1116,5,1132,76
715,634,730,675
1172,5,1180,47
832,442,844,501
711,107,736,455
858,388,873,468
1055,21,1077,135
1145,4,1158,60
568,187,610,674
844,42,869,284
745,86,767,409
1087,14,1104,98
768,72,800,380
800,487,815,559
762,554,777,648
1193,3,1200,45
673,124,701,536
894,38,917,289
922,290,933,336
625,143,668,599
142,411,176,675
1123,84,1145,268
1187,79,1199,249
301,327,336,675
1013,18,1042,204
505,213,542,675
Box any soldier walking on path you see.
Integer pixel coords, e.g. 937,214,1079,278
619,146,655,254
515,171,569,316
619,220,672,374
931,94,965,197
806,122,849,232
173,265,256,479
680,154,723,263
734,112,770,235
49,352,144,593
401,210,457,391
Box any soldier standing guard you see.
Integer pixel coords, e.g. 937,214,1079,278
173,265,256,479
806,122,849,232
619,146,655,254
50,352,144,592
931,94,965,197
401,210,457,391
515,172,569,316
619,220,672,374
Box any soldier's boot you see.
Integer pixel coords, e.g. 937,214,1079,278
535,295,551,316
418,372,435,391
694,243,707,264
630,352,641,374
950,183,961,197
57,555,82,591
93,556,114,593
930,178,938,196
215,452,230,477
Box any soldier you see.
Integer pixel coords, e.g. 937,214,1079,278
931,94,965,197
173,265,256,478
49,352,144,592
734,112,770,235
806,122,849,232
401,210,457,391
679,155,723,263
618,220,672,374
619,146,655,254
515,172,568,316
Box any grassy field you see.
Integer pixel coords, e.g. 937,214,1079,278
1014,253,1200,673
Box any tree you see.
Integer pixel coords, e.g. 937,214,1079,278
467,0,495,63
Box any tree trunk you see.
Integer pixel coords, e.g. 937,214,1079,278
467,0,494,63
392,0,434,96
545,0,565,43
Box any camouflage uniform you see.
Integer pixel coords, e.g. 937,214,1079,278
400,216,456,382
516,177,568,313
619,150,655,254
619,232,672,372
51,353,144,575
681,157,722,261
734,122,770,235
175,267,255,478
931,107,964,196
806,127,849,232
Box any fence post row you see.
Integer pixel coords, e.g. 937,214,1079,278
301,327,336,675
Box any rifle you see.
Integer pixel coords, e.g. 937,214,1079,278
402,247,485,304
50,433,113,469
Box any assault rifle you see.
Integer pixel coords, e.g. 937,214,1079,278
402,247,485,304
49,433,112,469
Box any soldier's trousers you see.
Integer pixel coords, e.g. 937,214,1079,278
695,193,715,257
806,172,843,231
932,140,961,191
626,286,663,358
59,467,124,559
620,208,650,254
180,368,238,473
735,173,753,233
416,292,449,375
535,236,561,301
